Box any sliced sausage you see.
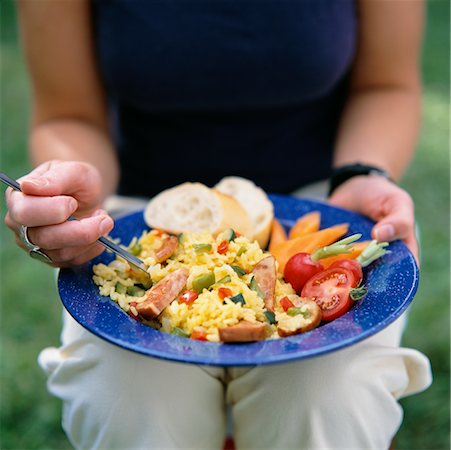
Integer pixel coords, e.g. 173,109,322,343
252,255,276,312
219,321,267,342
135,268,188,319
155,235,179,263
277,298,322,337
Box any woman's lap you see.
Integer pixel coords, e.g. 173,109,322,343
39,312,431,449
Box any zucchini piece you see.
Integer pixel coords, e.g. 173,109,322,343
126,285,146,297
192,272,216,293
231,265,246,277
229,293,246,305
115,281,127,294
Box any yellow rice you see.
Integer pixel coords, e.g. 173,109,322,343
93,229,296,342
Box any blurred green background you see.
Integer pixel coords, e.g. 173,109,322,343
1,1,449,449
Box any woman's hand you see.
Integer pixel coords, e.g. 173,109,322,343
4,160,114,267
328,175,419,263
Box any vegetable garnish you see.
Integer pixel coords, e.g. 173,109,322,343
357,240,389,267
284,234,362,294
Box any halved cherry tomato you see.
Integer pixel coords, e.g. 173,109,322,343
329,259,363,284
217,240,229,255
191,328,208,341
279,296,295,312
284,252,324,294
218,287,233,300
179,290,198,305
301,267,356,321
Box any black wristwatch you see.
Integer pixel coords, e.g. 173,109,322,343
328,163,392,196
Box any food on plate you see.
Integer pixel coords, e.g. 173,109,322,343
283,234,362,294
215,176,274,248
271,223,350,272
301,267,367,322
94,185,389,342
268,218,288,253
93,228,321,342
288,211,321,240
144,182,253,239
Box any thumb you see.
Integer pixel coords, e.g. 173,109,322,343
371,192,415,243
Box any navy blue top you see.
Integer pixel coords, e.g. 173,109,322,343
92,0,357,197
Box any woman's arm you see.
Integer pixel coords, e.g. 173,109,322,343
329,0,424,257
5,0,118,266
17,0,119,197
334,0,423,177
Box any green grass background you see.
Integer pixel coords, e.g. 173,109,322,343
1,1,449,449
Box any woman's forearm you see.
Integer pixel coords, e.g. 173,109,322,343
333,84,421,181
29,119,120,200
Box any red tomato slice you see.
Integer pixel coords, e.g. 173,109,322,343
217,240,229,255
279,296,295,312
301,267,356,321
179,290,198,305
218,287,233,300
329,259,363,285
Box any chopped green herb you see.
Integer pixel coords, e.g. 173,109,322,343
264,311,277,324
126,285,146,297
193,243,212,254
177,233,185,243
115,281,127,294
130,243,142,256
231,265,246,277
286,307,310,318
249,276,265,298
236,246,247,256
192,272,216,293
350,283,368,301
230,293,246,305
215,275,231,285
223,228,237,242
171,327,189,338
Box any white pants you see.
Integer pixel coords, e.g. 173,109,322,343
39,188,432,449
39,312,431,450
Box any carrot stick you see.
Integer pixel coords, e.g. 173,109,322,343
320,241,371,268
272,223,349,272
288,211,321,240
268,218,288,253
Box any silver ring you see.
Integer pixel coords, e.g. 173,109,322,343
19,225,53,264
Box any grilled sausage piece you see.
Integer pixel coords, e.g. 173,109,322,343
136,268,188,319
277,298,322,337
219,321,267,342
252,255,276,312
155,235,179,263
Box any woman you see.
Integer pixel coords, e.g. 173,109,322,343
5,1,431,448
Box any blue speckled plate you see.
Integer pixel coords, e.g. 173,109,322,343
58,195,418,366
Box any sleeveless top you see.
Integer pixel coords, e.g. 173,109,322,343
92,0,357,197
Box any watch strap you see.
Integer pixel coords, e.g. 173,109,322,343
328,163,392,196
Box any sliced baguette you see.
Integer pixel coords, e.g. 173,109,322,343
144,182,253,238
215,176,274,248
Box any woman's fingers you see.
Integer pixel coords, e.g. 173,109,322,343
329,175,419,261
18,160,103,212
26,213,114,249
371,190,415,242
6,189,79,226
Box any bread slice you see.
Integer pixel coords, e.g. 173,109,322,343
215,176,274,248
144,182,253,238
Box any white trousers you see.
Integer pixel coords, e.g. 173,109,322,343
39,312,431,450
39,188,432,449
